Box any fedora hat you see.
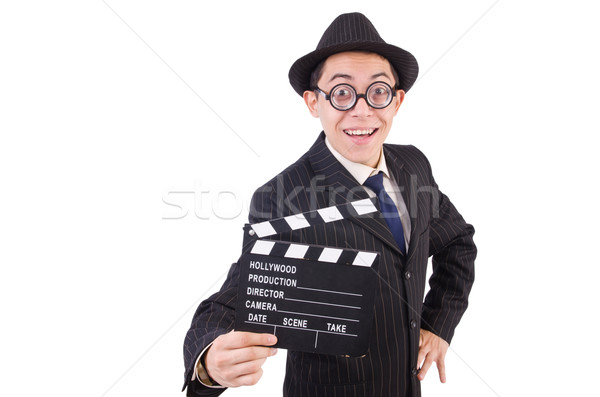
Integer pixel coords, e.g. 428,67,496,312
288,12,419,96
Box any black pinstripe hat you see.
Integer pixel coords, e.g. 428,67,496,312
288,12,419,96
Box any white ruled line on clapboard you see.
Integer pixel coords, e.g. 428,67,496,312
277,309,360,322
244,321,359,338
249,239,378,267
249,198,378,238
284,297,361,310
295,286,363,297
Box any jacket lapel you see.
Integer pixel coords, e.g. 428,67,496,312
307,133,405,256
383,146,421,263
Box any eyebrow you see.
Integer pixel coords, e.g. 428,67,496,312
371,72,392,80
328,72,393,83
328,73,353,82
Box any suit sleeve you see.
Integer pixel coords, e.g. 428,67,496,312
182,185,278,396
420,156,477,345
182,262,237,396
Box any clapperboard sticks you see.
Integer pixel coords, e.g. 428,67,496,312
248,239,378,268
235,197,381,356
249,197,379,242
248,196,380,267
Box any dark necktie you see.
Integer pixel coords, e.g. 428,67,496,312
363,172,406,255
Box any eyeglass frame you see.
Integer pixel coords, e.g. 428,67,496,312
312,81,398,111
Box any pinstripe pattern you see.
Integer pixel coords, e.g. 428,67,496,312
183,132,476,397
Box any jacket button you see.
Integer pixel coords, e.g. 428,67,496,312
410,319,417,328
404,271,412,280
411,368,418,376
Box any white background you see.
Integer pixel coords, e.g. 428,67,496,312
1,1,599,396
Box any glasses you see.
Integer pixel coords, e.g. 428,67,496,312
314,81,397,111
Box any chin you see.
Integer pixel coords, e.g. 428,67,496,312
349,152,378,167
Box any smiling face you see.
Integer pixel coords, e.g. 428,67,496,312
303,51,405,168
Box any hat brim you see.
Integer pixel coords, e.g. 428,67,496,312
288,41,419,96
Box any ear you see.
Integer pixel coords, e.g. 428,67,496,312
303,90,319,118
392,89,405,115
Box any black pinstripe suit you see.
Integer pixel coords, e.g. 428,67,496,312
183,132,476,396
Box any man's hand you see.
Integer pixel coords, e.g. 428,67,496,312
204,331,278,388
417,329,449,383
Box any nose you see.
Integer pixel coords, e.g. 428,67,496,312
350,95,372,116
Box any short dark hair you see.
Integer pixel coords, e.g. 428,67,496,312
308,51,401,91
309,58,328,91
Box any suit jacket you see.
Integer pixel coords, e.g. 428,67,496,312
183,132,476,397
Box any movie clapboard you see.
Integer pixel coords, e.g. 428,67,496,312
235,198,379,356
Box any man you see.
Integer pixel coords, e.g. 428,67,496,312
183,12,476,397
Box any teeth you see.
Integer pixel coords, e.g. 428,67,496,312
344,129,375,136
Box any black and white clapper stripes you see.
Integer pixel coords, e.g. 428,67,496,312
250,197,378,238
249,240,378,267
235,198,379,356
247,198,379,267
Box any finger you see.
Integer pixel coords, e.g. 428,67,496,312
232,367,264,387
231,345,277,365
417,345,428,370
231,356,269,378
222,331,278,349
418,357,433,381
208,353,272,387
437,359,446,383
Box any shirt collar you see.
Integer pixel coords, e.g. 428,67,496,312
324,137,391,185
